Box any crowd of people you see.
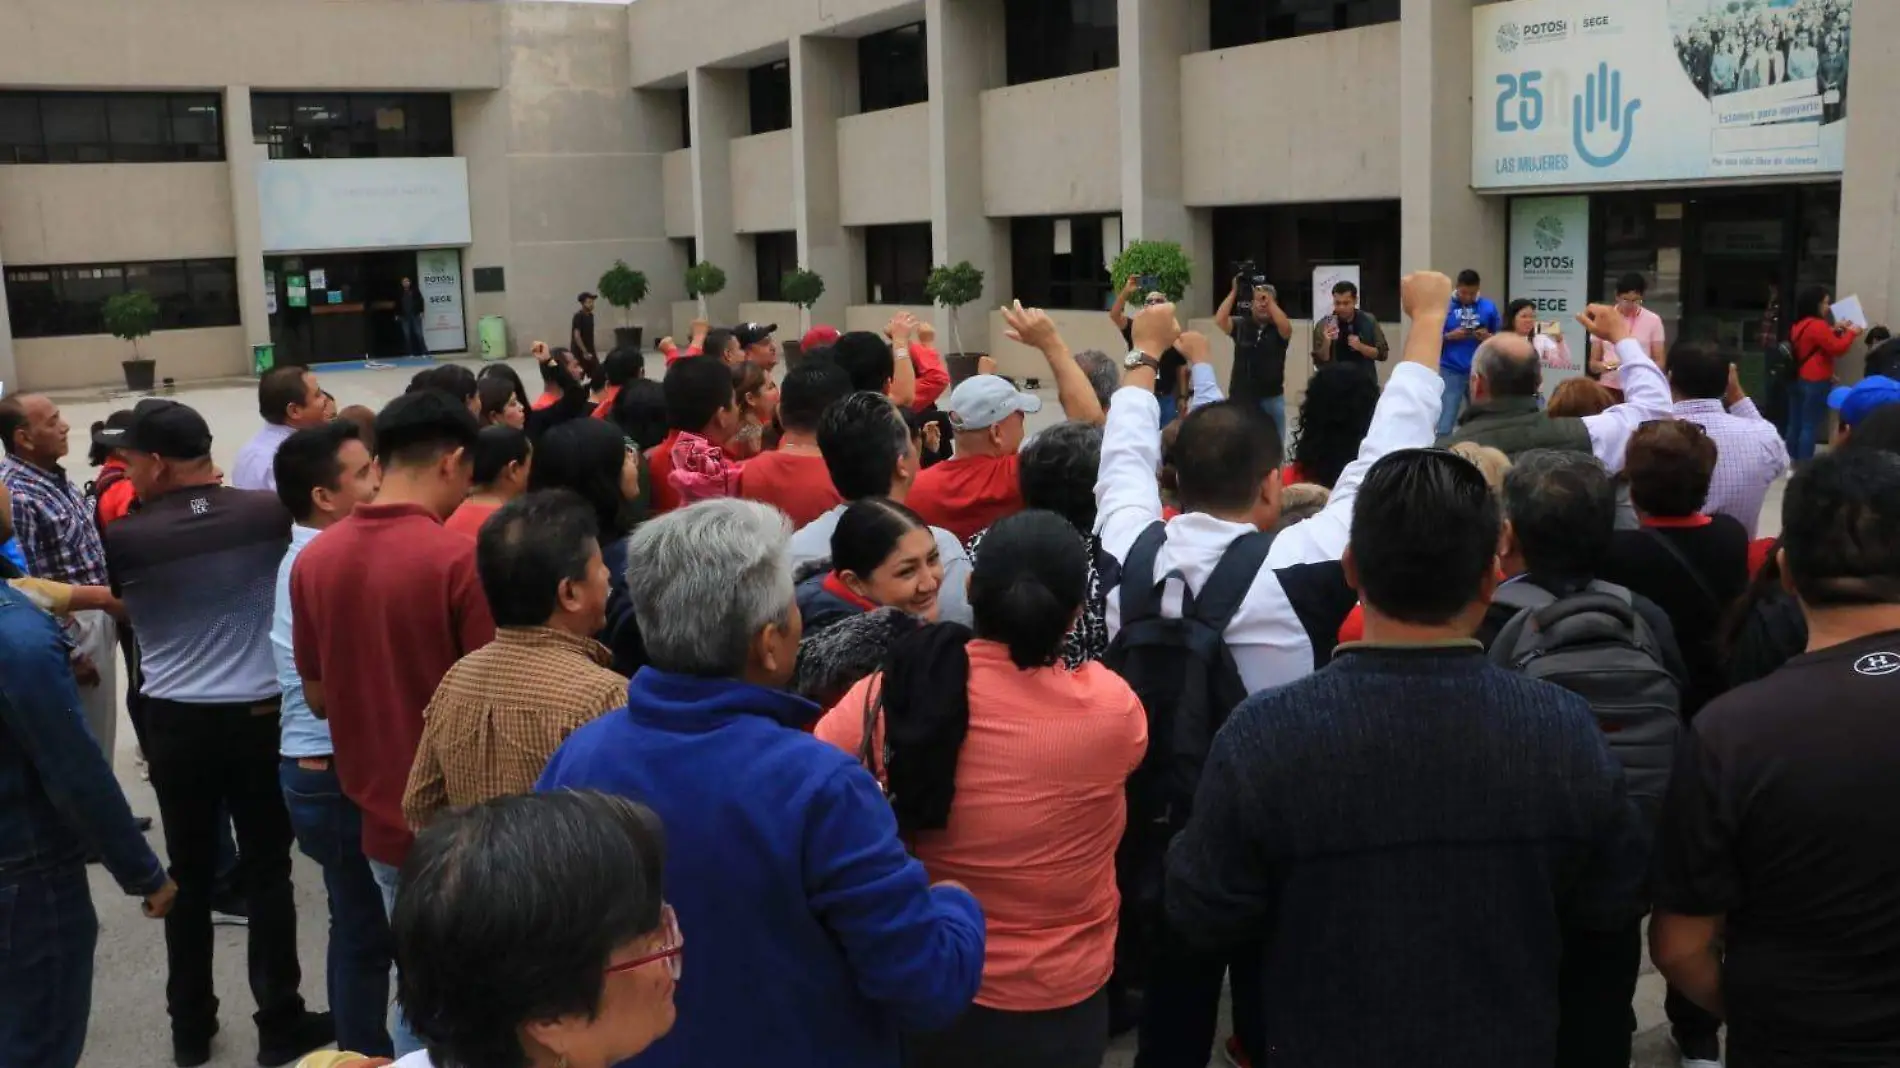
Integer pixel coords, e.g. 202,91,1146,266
1673,0,1853,115
0,260,1897,1068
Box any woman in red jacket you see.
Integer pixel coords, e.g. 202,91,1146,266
1787,284,1860,461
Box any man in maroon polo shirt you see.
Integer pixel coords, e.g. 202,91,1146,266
289,389,492,1058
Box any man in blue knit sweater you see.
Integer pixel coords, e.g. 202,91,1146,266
1164,444,1650,1067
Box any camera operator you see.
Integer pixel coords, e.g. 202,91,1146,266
1215,266,1293,439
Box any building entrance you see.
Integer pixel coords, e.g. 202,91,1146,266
264,248,463,365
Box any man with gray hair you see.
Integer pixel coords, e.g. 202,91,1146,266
537,498,986,1068
1443,307,1672,472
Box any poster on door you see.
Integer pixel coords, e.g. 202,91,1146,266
1473,0,1855,189
416,249,466,353
1313,265,1361,324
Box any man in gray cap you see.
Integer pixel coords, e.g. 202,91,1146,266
906,373,1043,542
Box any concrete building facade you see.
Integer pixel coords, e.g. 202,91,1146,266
2,0,1894,412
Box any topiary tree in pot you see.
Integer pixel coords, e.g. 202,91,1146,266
780,267,825,340
925,261,985,362
104,289,160,392
1108,240,1193,304
597,259,650,350
685,261,727,321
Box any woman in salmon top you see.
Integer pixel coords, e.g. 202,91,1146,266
815,509,1147,1068
445,426,532,539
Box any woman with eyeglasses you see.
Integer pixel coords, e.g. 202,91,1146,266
327,790,678,1068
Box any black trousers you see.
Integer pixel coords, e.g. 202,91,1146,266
1134,936,1264,1068
905,989,1108,1068
1555,919,1642,1068
144,697,307,1042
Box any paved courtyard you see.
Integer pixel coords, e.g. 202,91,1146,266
49,357,1741,1066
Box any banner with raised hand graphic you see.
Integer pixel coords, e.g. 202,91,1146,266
1473,0,1854,190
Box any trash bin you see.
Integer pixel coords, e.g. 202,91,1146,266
478,316,508,361
251,343,275,376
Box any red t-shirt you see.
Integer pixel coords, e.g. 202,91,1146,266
291,502,495,866
738,449,842,529
644,431,683,516
443,498,501,540
908,453,1024,544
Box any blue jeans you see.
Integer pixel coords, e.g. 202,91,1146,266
1438,369,1471,437
1158,394,1180,426
0,866,96,1068
1786,379,1832,462
368,858,422,1057
281,758,394,1058
1258,396,1286,443
399,314,427,357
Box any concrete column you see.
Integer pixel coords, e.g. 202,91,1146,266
1836,0,1900,380
926,0,1005,351
0,242,16,391
791,35,857,327
688,67,748,324
223,87,271,353
1119,0,1208,303
1398,0,1504,290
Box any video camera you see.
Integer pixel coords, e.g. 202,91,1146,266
1234,260,1271,297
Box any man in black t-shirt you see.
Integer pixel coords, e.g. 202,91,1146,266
571,291,598,368
1653,449,1900,1068
1216,276,1293,439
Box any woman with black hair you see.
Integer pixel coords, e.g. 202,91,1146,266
386,790,677,1068
792,497,944,708
477,344,593,439
815,510,1146,1068
1286,363,1381,489
1787,284,1860,461
476,375,526,431
445,427,532,539
529,419,644,675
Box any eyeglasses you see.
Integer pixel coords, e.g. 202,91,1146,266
1142,295,1169,307
604,904,683,981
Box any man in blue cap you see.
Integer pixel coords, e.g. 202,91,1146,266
1827,375,1900,449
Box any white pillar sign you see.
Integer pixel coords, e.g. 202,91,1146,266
416,249,466,353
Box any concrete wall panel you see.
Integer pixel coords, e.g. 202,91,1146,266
629,0,922,87
979,71,1122,218
730,131,798,235
0,165,234,266
664,150,698,238
0,0,503,90
15,326,247,392
837,105,933,227
1181,24,1401,206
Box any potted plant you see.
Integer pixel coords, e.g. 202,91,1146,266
1109,240,1193,303
685,260,727,321
925,261,986,377
780,267,825,340
597,259,650,351
103,289,160,392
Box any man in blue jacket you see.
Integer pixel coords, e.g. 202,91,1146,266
1440,268,1503,436
0,582,176,1067
538,498,985,1068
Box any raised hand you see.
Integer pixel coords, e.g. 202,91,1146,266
1401,271,1454,321
1577,303,1633,346
1002,300,1061,352
1177,330,1211,365
1132,302,1182,357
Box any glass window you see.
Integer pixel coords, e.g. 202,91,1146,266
408,94,454,157
106,95,170,163
678,90,692,149
40,95,110,164
1210,0,1400,49
865,224,933,305
1211,201,1401,318
0,96,44,164
253,93,449,159
754,232,799,302
170,95,223,161
0,259,240,339
749,61,793,135
859,22,929,113
1006,0,1119,86
252,94,291,156
1010,214,1121,311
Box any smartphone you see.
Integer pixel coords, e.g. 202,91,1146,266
1138,274,1159,292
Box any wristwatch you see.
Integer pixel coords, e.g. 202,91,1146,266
1124,350,1161,372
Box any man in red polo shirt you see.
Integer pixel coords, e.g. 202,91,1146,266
906,374,1041,542
289,389,493,1058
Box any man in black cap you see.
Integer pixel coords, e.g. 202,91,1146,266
735,321,780,372
98,399,332,1067
572,291,599,370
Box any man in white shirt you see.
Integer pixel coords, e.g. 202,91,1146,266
232,366,327,492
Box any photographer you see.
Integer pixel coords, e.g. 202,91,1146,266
1215,267,1293,439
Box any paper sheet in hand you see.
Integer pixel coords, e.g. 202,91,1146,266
1832,295,1869,330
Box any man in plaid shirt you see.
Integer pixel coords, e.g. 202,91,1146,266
1667,344,1790,538
0,394,120,763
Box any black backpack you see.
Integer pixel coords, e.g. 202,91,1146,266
1103,521,1274,916
1488,580,1682,827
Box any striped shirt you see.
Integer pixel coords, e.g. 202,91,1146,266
1673,397,1790,538
0,456,108,585
402,626,626,830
